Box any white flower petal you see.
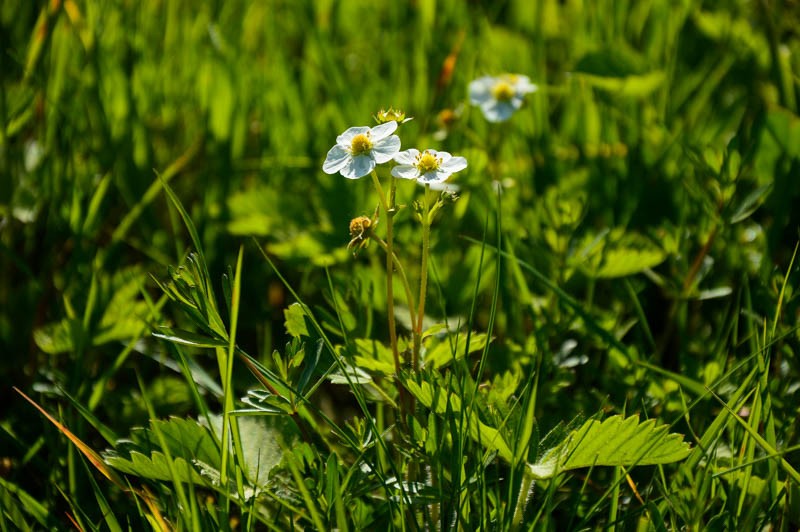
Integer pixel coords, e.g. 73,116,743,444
441,156,467,173
427,181,460,192
434,151,452,163
469,77,494,104
370,121,398,141
391,164,420,180
351,154,375,178
372,135,401,163
516,78,538,94
482,100,515,122
337,126,370,146
393,149,419,165
418,169,450,184
322,145,351,174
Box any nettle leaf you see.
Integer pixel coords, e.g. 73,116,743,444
527,415,691,480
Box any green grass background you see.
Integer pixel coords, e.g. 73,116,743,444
2,0,800,529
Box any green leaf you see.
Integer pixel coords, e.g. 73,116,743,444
527,415,691,479
104,417,220,485
226,185,282,236
578,231,667,279
105,450,206,484
348,339,395,376
207,415,286,489
403,378,513,463
284,303,310,338
765,106,800,158
34,268,150,354
574,46,666,97
152,327,229,349
729,183,773,224
423,332,491,369
574,47,644,77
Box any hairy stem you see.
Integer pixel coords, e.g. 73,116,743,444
373,236,417,330
413,185,432,373
370,171,401,376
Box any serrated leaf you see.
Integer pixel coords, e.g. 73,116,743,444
104,417,221,485
423,332,491,369
403,379,513,463
527,415,691,479
35,268,150,354
149,417,221,465
347,339,395,376
578,231,667,279
105,450,206,484
284,303,309,338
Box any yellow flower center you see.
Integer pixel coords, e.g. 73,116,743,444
350,133,373,156
491,80,515,102
416,151,441,174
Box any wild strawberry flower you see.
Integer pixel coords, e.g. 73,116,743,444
391,149,467,184
323,121,401,179
469,74,538,123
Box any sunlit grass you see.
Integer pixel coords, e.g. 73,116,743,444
2,0,800,529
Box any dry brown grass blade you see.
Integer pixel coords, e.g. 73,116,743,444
64,511,83,531
141,485,172,531
14,387,171,525
14,387,125,488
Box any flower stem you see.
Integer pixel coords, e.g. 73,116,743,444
370,170,403,394
373,236,417,330
413,185,432,373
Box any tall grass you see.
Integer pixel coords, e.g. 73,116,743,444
2,0,799,529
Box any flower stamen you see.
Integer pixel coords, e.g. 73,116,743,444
416,151,442,173
350,133,373,156
491,81,515,102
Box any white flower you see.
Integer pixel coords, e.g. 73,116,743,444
391,149,467,184
322,121,401,179
469,74,537,123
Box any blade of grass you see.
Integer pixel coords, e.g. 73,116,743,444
707,388,800,484
14,388,125,489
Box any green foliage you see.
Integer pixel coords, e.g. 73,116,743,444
2,0,800,529
528,415,691,479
